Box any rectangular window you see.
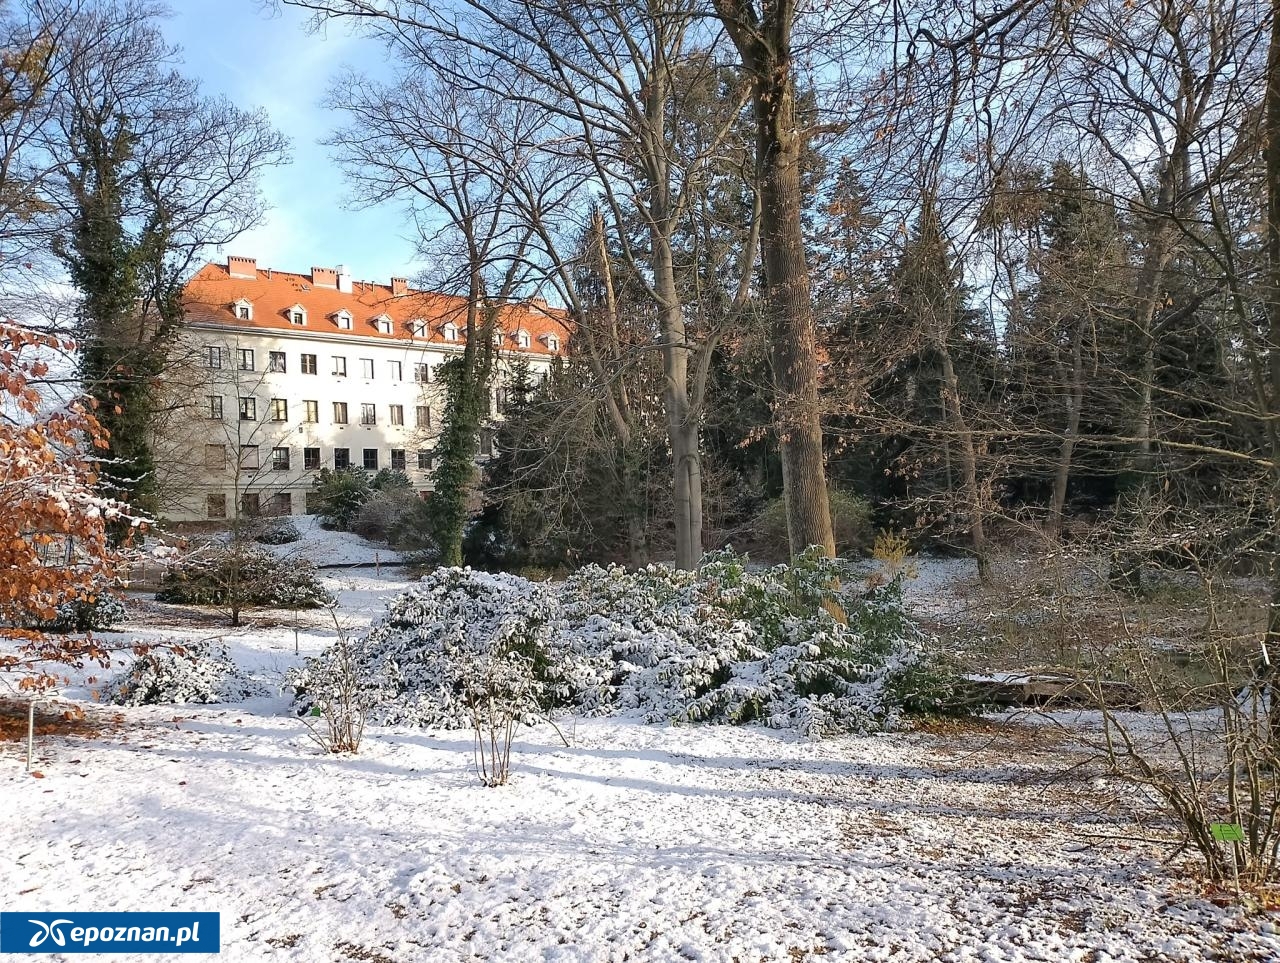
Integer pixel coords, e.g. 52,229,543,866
239,396,256,421
241,492,260,517
390,449,406,471
417,449,434,471
239,445,260,469
207,395,223,419
303,400,319,423
207,494,226,518
495,387,508,412
238,348,254,371
360,403,376,426
333,402,348,424
206,346,223,369
301,353,317,375
305,490,322,514
332,356,347,376
362,448,379,470
416,405,431,428
361,358,374,379
389,404,404,426
334,447,350,470
270,398,288,421
304,447,321,470
271,446,290,471
414,363,430,383
479,428,494,456
205,444,226,469
270,492,292,516
388,360,402,381
237,304,251,320
268,350,286,373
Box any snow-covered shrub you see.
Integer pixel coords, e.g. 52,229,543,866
38,592,127,632
255,520,300,545
156,545,333,609
291,567,567,729
560,548,952,735
107,641,266,705
294,549,958,738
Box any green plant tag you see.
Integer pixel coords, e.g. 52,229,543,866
1210,823,1244,842
310,706,323,717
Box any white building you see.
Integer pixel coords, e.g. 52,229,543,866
156,257,566,522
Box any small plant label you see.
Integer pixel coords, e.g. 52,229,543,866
1209,823,1244,843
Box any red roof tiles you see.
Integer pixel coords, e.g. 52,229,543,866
183,259,569,355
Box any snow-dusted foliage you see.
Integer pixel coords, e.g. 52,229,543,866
107,641,267,706
291,568,566,728
254,520,301,545
38,592,127,632
156,545,334,609
561,549,952,735
293,549,956,736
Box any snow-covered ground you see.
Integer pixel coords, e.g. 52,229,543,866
2,557,1278,961
5,706,1276,962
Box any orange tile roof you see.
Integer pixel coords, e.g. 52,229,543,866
182,259,569,356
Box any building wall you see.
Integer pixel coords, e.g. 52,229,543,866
154,322,552,521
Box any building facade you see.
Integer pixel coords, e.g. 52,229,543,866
156,257,565,522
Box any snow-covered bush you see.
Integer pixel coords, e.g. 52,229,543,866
561,548,954,735
294,549,958,738
255,520,300,545
291,567,567,729
38,592,127,632
107,641,267,705
156,545,333,609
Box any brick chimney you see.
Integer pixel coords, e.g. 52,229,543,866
529,296,549,312
311,266,337,288
227,255,257,279
391,277,408,296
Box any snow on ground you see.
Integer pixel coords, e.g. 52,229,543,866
4,709,1276,962
3,557,1278,961
263,515,406,568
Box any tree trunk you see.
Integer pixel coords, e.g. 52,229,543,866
714,0,834,559
938,345,989,581
655,240,703,569
1263,0,1280,748
1047,324,1086,537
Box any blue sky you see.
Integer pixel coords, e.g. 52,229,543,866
164,1,423,286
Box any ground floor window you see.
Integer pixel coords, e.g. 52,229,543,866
207,494,226,518
270,492,292,516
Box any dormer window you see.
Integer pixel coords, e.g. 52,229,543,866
372,314,393,335
543,333,560,352
333,309,352,330
442,322,459,342
287,304,307,326
409,319,428,339
516,329,531,349
233,298,253,321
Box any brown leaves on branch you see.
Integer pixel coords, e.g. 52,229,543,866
0,322,141,693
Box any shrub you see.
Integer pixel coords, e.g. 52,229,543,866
156,545,334,609
290,567,565,730
294,548,961,739
311,467,373,530
107,641,267,705
754,489,874,557
255,520,301,545
38,592,127,632
351,490,421,544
